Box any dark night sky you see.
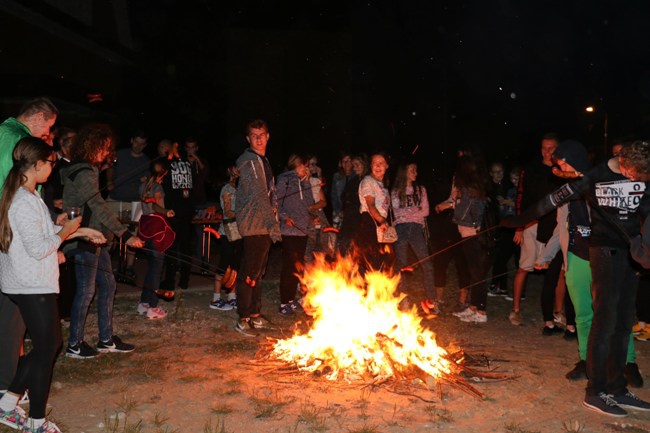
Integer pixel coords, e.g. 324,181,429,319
83,1,650,180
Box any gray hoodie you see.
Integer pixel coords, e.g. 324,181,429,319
235,148,280,239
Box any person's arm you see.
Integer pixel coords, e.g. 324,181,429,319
502,180,586,228
418,186,430,218
365,195,387,229
310,188,327,212
13,198,64,260
76,169,142,247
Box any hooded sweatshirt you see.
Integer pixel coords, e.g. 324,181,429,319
235,148,280,238
61,161,132,253
276,170,315,237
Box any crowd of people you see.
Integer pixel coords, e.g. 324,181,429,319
0,98,650,431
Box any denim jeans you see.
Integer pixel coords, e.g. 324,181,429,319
395,223,435,301
142,238,164,307
69,247,116,345
586,246,638,396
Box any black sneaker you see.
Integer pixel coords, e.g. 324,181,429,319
234,318,258,337
565,360,587,381
610,391,650,411
563,329,577,340
542,325,563,336
583,393,627,417
97,335,135,353
65,341,99,359
624,363,644,388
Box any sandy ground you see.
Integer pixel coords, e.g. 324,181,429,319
2,246,650,433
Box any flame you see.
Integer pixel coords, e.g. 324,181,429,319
271,254,453,382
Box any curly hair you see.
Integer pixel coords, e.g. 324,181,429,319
69,123,115,164
619,141,650,176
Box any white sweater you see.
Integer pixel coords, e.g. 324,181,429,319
0,187,62,294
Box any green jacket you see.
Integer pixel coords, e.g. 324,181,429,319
0,117,31,188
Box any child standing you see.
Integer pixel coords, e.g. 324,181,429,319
0,137,103,433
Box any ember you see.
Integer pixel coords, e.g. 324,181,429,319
271,254,457,385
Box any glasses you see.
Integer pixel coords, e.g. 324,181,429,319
44,159,57,165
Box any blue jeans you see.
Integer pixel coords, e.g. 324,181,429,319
395,223,435,301
142,239,164,307
69,247,116,345
586,246,638,397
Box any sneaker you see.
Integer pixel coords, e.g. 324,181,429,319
0,406,26,429
23,419,62,433
634,329,650,342
632,322,646,334
250,315,271,329
624,363,644,388
234,318,257,337
509,310,523,326
553,311,567,328
420,299,440,315
566,360,587,380
146,306,166,320
452,307,474,318
97,336,135,353
227,299,237,309
610,391,650,411
0,391,29,407
210,299,234,311
278,304,295,316
459,310,487,323
65,341,98,359
563,328,577,340
583,392,627,417
487,285,508,297
542,325,563,336
137,303,150,315
288,299,304,313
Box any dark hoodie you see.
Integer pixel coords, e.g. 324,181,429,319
553,140,592,260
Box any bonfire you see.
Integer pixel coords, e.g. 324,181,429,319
263,255,508,398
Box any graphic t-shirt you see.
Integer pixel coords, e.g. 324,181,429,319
551,161,650,248
162,157,194,216
391,185,429,225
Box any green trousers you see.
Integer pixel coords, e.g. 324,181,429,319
565,252,636,362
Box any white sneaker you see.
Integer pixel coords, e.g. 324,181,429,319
452,307,474,318
137,303,150,314
146,306,166,320
460,310,488,323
